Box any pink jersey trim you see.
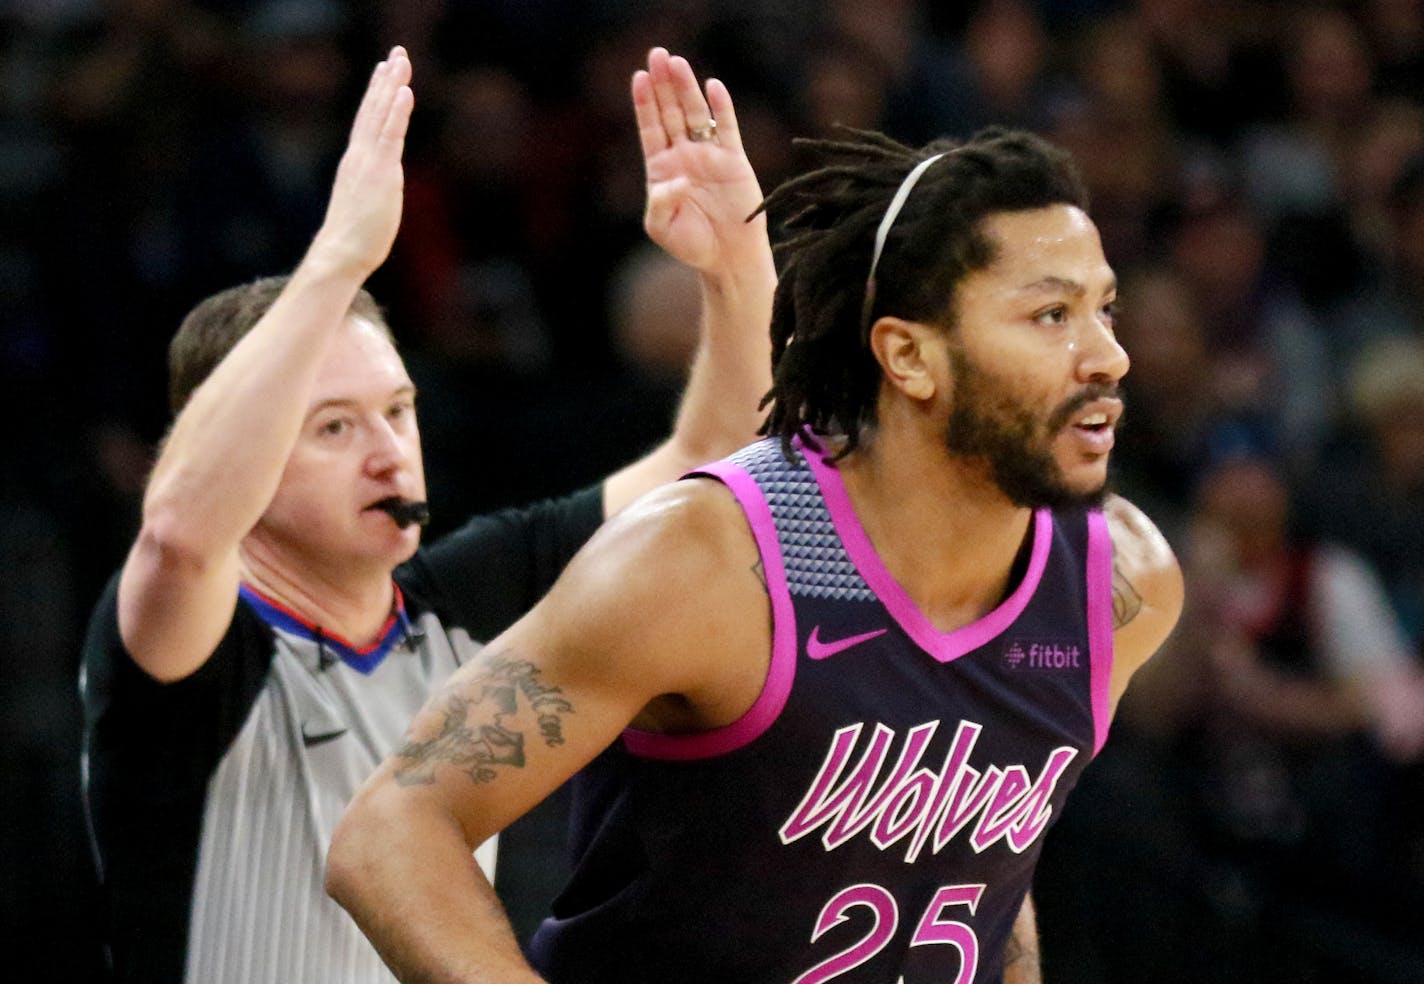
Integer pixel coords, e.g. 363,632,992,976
621,461,797,761
799,439,1053,663
1086,510,1116,755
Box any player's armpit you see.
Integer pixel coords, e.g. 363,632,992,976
1002,893,1042,984
1103,495,1184,708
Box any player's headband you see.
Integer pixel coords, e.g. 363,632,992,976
860,152,948,331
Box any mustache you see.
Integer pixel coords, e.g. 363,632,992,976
1047,383,1123,433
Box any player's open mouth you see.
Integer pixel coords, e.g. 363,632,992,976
1067,401,1121,454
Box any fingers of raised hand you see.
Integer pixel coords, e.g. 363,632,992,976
703,77,742,153
632,69,667,163
351,47,411,148
382,84,414,152
667,53,715,143
647,47,689,145
642,47,720,148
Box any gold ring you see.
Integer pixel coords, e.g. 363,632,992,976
687,119,717,142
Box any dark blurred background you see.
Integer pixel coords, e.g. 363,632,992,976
3,0,1423,981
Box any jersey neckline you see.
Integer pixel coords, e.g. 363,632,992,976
797,435,1054,663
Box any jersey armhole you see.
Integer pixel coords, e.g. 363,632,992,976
621,462,799,761
1086,509,1116,756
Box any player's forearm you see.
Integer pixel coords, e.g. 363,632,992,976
328,779,544,984
141,248,369,557
602,236,774,516
1003,893,1042,984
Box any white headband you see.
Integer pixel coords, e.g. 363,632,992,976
861,152,947,328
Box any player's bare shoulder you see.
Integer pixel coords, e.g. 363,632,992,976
1102,495,1184,676
581,474,760,588
552,475,771,716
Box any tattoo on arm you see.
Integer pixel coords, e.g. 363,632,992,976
1112,560,1143,630
393,651,574,787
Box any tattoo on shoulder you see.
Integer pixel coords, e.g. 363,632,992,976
1112,559,1144,630
392,651,574,787
750,558,768,595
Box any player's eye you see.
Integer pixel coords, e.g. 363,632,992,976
1034,305,1068,326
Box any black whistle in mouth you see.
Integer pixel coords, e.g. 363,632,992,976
373,498,431,528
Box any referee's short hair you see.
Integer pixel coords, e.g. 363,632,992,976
167,276,388,415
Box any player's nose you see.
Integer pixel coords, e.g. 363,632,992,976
1076,316,1129,384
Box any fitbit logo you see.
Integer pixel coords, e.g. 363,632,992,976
1003,639,1081,670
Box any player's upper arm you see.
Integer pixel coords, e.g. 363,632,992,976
116,522,242,683
358,477,771,848
1104,495,1184,707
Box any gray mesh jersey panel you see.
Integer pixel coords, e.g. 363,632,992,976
727,441,875,601
183,611,471,984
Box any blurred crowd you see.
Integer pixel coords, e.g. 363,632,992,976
2,0,1423,980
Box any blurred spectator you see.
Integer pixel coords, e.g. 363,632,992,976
609,242,703,383
801,30,894,136
186,0,357,281
823,0,975,144
393,65,554,371
1144,440,1424,965
1333,152,1424,364
1134,0,1285,146
1051,11,1180,262
1338,98,1424,261
955,0,1059,133
1361,0,1424,103
1161,172,1335,470
1178,440,1424,761
1108,265,1222,535
1304,335,1424,660
1239,5,1376,223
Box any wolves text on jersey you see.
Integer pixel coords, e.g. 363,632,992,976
780,719,1078,863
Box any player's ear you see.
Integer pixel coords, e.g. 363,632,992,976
869,316,941,402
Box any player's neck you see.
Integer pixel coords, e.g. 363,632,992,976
836,425,1034,633
238,539,397,647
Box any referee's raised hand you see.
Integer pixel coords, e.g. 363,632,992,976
312,45,414,279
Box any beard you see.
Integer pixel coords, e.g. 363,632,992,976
944,346,1118,510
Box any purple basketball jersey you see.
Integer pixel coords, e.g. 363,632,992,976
528,437,1115,983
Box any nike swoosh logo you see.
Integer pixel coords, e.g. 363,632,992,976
806,625,888,660
301,725,348,748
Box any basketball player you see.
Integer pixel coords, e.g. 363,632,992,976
80,46,773,983
327,111,1184,982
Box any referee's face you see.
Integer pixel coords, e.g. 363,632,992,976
257,316,427,577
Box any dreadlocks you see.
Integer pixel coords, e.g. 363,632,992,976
757,127,1089,459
